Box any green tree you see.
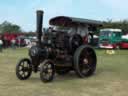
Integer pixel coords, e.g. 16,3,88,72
102,20,128,34
0,21,22,33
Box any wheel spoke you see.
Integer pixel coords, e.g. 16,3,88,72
22,62,25,67
19,71,23,74
25,72,28,76
21,72,25,77
20,63,24,67
18,66,22,71
27,63,30,68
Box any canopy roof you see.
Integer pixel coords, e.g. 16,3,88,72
100,28,122,32
49,16,102,27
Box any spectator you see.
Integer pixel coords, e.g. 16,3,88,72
18,38,21,47
11,39,16,49
0,39,3,52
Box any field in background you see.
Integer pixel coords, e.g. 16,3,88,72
0,48,128,96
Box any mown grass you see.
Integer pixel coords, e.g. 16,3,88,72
0,48,128,96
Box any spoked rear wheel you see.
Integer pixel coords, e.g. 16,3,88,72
74,45,97,78
40,60,55,83
16,58,32,80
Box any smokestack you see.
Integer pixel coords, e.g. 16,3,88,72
36,10,44,47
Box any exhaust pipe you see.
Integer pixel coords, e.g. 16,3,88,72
36,10,44,47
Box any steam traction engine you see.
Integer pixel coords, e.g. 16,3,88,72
16,10,97,83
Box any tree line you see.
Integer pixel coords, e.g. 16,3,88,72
0,21,22,34
0,20,128,35
102,20,128,34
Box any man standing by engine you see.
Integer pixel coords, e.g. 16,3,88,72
0,39,3,52
11,39,16,49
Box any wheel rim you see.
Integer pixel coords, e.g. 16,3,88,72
17,60,31,78
79,47,96,75
41,62,54,80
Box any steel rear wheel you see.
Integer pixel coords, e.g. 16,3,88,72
74,45,97,78
16,58,32,80
40,60,55,83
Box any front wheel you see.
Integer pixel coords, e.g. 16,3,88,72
16,58,32,80
40,60,55,83
74,45,97,78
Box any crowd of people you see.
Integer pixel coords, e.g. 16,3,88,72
0,38,16,52
0,38,26,53
0,37,37,53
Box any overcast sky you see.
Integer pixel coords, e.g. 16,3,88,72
0,0,128,31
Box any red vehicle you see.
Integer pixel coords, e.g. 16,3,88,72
121,36,128,48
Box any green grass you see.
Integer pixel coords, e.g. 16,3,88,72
0,48,128,96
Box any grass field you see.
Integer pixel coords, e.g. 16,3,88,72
0,48,128,96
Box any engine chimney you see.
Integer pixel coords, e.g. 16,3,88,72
36,10,44,47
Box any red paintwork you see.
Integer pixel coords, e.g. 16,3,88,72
120,42,128,48
112,43,120,49
99,43,121,49
83,35,88,44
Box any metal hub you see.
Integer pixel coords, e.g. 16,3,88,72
83,58,89,64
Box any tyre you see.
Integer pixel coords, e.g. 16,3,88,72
74,45,97,78
40,60,55,83
16,58,32,80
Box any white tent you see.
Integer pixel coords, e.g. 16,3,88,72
122,34,128,39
